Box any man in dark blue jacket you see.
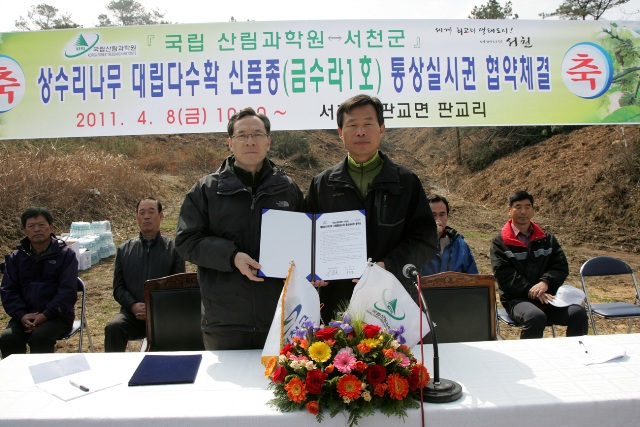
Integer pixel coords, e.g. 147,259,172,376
421,194,478,276
0,207,78,357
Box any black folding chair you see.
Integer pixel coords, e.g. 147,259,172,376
580,256,640,335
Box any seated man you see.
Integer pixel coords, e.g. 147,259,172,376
104,198,185,352
490,190,588,339
0,207,78,357
421,194,478,276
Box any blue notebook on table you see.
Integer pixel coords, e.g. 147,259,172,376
128,354,202,386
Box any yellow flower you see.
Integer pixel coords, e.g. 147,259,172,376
362,338,380,348
308,341,332,363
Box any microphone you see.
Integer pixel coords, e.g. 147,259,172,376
407,264,462,403
403,264,420,279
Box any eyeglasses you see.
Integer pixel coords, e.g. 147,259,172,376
231,132,269,142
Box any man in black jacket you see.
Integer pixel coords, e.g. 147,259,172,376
490,190,588,339
104,198,185,352
176,108,304,350
305,94,437,323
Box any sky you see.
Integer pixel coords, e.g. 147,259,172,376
1,0,640,32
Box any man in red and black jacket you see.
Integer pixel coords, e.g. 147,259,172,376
490,190,588,339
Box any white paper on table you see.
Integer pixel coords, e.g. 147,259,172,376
28,354,90,384
36,370,122,401
574,341,627,365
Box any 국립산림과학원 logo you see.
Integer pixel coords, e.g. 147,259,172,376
64,33,100,58
0,55,26,113
562,42,613,99
373,289,406,321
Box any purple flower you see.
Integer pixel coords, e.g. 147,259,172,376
328,318,353,334
342,313,352,325
389,325,407,344
302,320,316,330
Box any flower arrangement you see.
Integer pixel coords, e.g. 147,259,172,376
264,314,430,427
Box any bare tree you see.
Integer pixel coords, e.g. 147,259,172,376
541,0,630,20
469,0,518,19
97,0,169,27
15,3,80,31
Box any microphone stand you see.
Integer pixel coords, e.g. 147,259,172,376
413,272,462,403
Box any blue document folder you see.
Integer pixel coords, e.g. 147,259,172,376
128,354,202,386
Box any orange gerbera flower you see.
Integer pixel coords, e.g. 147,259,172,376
386,373,409,400
305,400,320,415
337,374,362,400
263,356,277,377
285,377,308,403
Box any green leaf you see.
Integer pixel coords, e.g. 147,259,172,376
602,105,640,123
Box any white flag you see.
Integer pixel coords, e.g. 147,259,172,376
348,262,429,347
261,263,321,364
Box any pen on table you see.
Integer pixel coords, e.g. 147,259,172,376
579,340,589,354
69,379,89,392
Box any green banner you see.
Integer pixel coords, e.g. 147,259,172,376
1,19,639,139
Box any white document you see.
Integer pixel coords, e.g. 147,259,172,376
576,341,627,365
258,209,367,281
37,370,122,401
259,210,313,279
28,354,90,384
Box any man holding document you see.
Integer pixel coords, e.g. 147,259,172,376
176,108,304,350
305,94,438,323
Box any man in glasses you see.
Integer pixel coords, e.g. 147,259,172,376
176,107,304,350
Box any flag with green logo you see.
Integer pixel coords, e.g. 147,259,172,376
348,262,429,348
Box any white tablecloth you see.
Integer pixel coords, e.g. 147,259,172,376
1,334,639,427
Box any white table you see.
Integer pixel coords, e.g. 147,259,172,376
1,334,639,427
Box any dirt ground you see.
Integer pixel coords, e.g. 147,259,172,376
4,124,640,352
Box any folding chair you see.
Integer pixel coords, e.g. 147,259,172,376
143,272,204,351
126,338,147,352
420,272,497,343
579,256,640,335
496,305,556,338
59,278,94,352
